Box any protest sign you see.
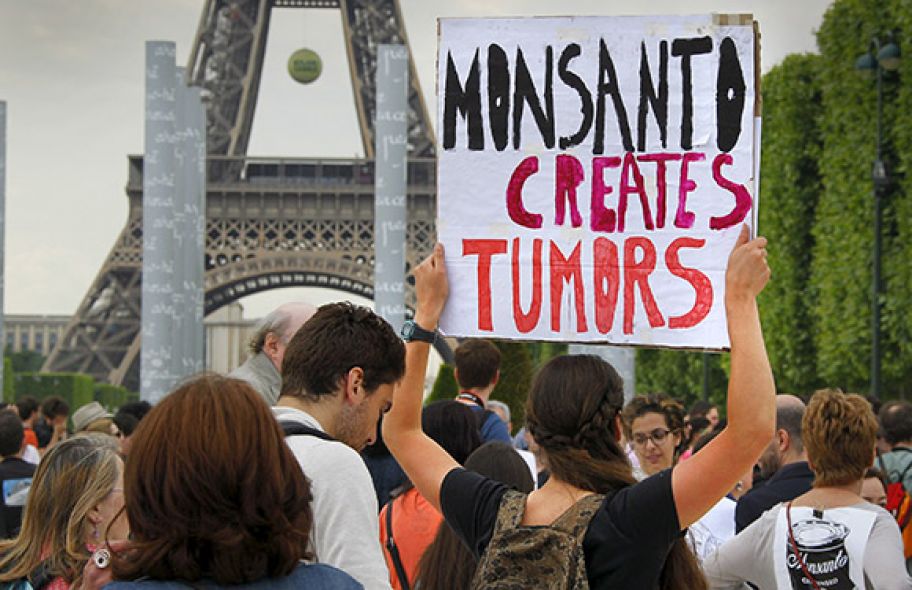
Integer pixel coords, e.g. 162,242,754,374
436,14,760,349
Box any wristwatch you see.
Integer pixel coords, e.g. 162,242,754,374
401,320,437,344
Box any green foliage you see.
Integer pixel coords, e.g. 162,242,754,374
527,342,568,371
94,383,138,412
2,358,13,404
426,363,458,405
884,2,912,396
635,349,728,410
637,1,912,400
758,53,824,395
811,0,912,396
5,350,45,374
491,341,534,434
14,373,95,420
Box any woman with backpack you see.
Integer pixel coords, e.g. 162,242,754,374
384,227,775,589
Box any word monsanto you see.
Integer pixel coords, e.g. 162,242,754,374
436,15,759,349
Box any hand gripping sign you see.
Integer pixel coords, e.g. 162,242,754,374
436,14,760,350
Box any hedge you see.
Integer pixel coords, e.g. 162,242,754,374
14,373,95,417
757,53,824,395
2,358,13,403
94,383,139,412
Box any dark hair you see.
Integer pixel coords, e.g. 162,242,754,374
280,302,405,400
117,401,153,422
394,402,482,497
621,394,688,458
684,416,711,450
880,401,912,446
113,412,139,437
14,397,39,422
422,401,482,466
525,355,705,590
777,398,806,453
40,397,69,419
0,413,24,457
416,442,533,590
688,400,714,419
112,376,312,584
865,466,888,490
692,429,721,455
454,339,501,389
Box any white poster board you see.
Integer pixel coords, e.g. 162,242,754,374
437,14,759,350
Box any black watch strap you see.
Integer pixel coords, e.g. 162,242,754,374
401,320,437,344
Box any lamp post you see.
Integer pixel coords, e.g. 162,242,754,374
856,35,901,399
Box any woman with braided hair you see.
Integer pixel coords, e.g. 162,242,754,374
384,226,775,589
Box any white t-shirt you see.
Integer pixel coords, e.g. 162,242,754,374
688,496,736,562
703,501,911,589
273,406,392,590
21,445,39,465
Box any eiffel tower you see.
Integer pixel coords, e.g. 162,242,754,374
43,0,440,392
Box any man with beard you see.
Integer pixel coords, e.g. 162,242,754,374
734,394,813,532
274,301,405,590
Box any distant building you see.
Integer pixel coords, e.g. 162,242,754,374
4,303,257,374
4,315,69,356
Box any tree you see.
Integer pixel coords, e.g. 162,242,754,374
491,341,534,434
426,363,458,405
757,53,824,395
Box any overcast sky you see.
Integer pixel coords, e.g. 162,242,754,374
0,0,832,319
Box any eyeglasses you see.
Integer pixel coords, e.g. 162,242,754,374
632,428,673,448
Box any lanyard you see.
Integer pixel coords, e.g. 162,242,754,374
457,391,485,409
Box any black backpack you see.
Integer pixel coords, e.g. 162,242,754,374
279,421,336,442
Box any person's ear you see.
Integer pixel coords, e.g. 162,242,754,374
614,414,624,443
777,429,789,454
491,370,500,387
453,367,461,385
263,332,282,364
344,367,366,406
87,505,103,528
672,430,683,449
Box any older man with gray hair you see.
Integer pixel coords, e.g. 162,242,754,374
229,302,317,405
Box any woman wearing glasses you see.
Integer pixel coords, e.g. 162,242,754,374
622,395,687,478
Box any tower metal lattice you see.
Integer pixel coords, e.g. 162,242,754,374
43,0,439,391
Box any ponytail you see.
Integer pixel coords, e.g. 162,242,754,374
526,355,707,590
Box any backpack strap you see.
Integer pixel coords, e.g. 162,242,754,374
279,421,336,442
383,499,411,590
490,490,529,537
898,459,912,485
551,493,606,539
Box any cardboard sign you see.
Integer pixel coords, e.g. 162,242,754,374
436,15,759,350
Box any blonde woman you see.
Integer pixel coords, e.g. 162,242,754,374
0,434,128,589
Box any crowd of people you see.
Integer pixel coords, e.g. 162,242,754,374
0,230,910,588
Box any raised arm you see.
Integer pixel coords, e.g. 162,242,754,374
382,244,459,511
672,225,775,528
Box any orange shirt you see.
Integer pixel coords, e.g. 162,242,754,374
378,487,443,590
23,428,38,449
